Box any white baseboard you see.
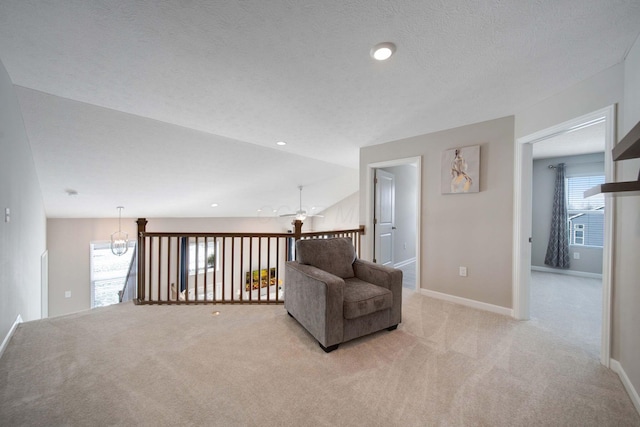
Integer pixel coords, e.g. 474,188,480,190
531,265,602,279
420,289,513,317
394,257,416,269
611,359,640,415
0,314,23,360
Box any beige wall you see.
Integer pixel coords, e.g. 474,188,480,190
360,116,515,309
309,191,359,231
515,64,624,139
146,217,295,234
47,218,138,317
0,59,47,344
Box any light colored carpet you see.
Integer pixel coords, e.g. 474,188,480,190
398,261,416,290
530,270,602,359
1,291,639,426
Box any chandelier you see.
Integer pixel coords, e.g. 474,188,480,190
110,206,128,256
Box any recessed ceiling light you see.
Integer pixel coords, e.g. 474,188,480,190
371,42,396,61
276,141,287,146
211,203,219,208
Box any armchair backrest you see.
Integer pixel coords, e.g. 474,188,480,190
295,237,356,279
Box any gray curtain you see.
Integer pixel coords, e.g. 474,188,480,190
544,163,570,268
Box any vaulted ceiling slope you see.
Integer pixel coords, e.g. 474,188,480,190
1,1,639,218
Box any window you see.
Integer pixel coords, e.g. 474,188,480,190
566,175,605,247
90,241,136,308
188,239,219,275
572,223,585,245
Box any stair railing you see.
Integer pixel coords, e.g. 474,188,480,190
134,219,364,305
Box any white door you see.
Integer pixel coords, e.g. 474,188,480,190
374,169,395,266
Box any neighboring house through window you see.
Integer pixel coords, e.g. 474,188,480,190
572,223,585,245
566,175,605,247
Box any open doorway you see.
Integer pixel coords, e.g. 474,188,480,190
368,157,421,291
513,106,615,366
530,125,606,359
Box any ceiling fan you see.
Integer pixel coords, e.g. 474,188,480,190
280,186,323,221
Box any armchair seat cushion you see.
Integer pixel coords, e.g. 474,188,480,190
343,278,393,320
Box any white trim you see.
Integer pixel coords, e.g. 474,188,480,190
394,257,416,269
41,250,48,319
531,265,603,279
420,288,513,317
0,314,23,360
600,106,615,368
512,137,532,320
366,156,422,292
513,105,615,367
611,359,640,415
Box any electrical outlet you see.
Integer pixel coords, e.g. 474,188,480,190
4,208,9,223
459,266,467,277
573,252,580,260
64,291,71,298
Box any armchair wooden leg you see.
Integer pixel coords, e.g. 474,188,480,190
387,324,398,331
319,343,339,353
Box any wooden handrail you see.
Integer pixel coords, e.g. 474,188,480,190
138,225,365,239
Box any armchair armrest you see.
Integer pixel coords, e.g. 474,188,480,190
285,261,344,347
353,259,402,291
353,259,402,326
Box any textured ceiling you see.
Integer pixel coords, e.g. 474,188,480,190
0,1,639,218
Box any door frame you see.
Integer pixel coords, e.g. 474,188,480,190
365,156,422,291
512,105,615,367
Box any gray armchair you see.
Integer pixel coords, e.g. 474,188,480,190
285,237,402,352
